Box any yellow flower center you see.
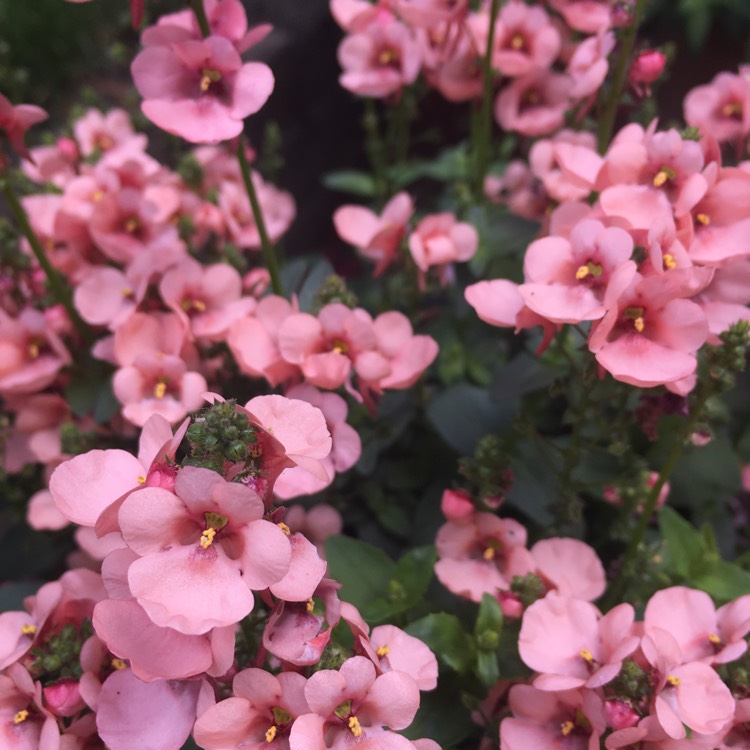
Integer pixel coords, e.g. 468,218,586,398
20,623,37,635
200,527,217,549
708,632,721,644
331,338,349,355
663,253,676,270
306,598,315,612
27,341,40,359
695,212,711,226
265,725,277,743
376,644,390,657
111,657,127,670
576,261,603,280
277,522,291,536
200,68,222,92
624,306,645,333
124,217,139,234
378,48,398,66
154,381,168,399
348,716,363,737
510,34,525,50
666,674,681,686
13,710,29,725
722,101,742,118
137,475,146,484
560,720,575,736
580,648,594,663
652,166,676,187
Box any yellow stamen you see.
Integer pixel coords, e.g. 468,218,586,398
633,316,645,333
576,265,590,280
708,633,721,644
663,253,676,270
200,527,217,549
652,170,668,187
96,134,114,151
200,68,222,92
137,475,146,484
306,598,315,612
510,34,525,50
378,49,397,66
249,443,263,458
13,710,29,724
376,644,390,657
192,299,206,312
28,342,40,359
111,658,127,670
624,306,645,333
121,287,133,297
348,716,363,737
560,720,575,736
265,725,278,743
124,217,139,234
20,624,36,635
580,648,593,663
331,338,349,355
695,212,711,226
666,674,681,686
91,189,105,202
482,546,496,561
722,101,742,118
154,381,167,399
277,522,291,536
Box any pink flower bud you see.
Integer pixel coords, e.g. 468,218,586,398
498,592,524,619
43,678,85,717
604,700,640,730
56,136,79,161
629,50,667,86
441,489,474,522
243,268,271,298
145,462,178,492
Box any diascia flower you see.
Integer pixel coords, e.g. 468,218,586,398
131,34,274,143
118,466,292,634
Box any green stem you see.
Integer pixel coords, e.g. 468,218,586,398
1,178,93,346
602,388,711,609
473,0,501,199
363,99,388,202
190,0,211,37
597,0,647,153
237,139,282,295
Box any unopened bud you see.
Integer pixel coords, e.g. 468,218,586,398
629,50,667,86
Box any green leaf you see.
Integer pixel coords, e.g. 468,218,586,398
394,546,437,606
692,559,750,602
490,351,565,401
476,648,500,687
474,593,503,646
426,384,515,455
405,613,475,673
658,506,704,579
324,536,397,622
322,170,376,197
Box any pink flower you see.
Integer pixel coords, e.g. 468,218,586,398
194,668,311,750
435,512,533,601
334,192,414,276
684,68,750,145
588,265,713,392
119,466,292,634
519,593,638,691
470,0,560,78
131,35,274,143
519,219,633,325
73,108,146,157
530,538,606,602
291,655,421,748
0,93,47,162
338,16,422,97
494,72,572,137
408,212,478,288
644,586,750,666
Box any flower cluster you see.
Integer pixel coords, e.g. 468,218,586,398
469,120,750,393
332,0,625,135
500,586,750,748
0,402,437,749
